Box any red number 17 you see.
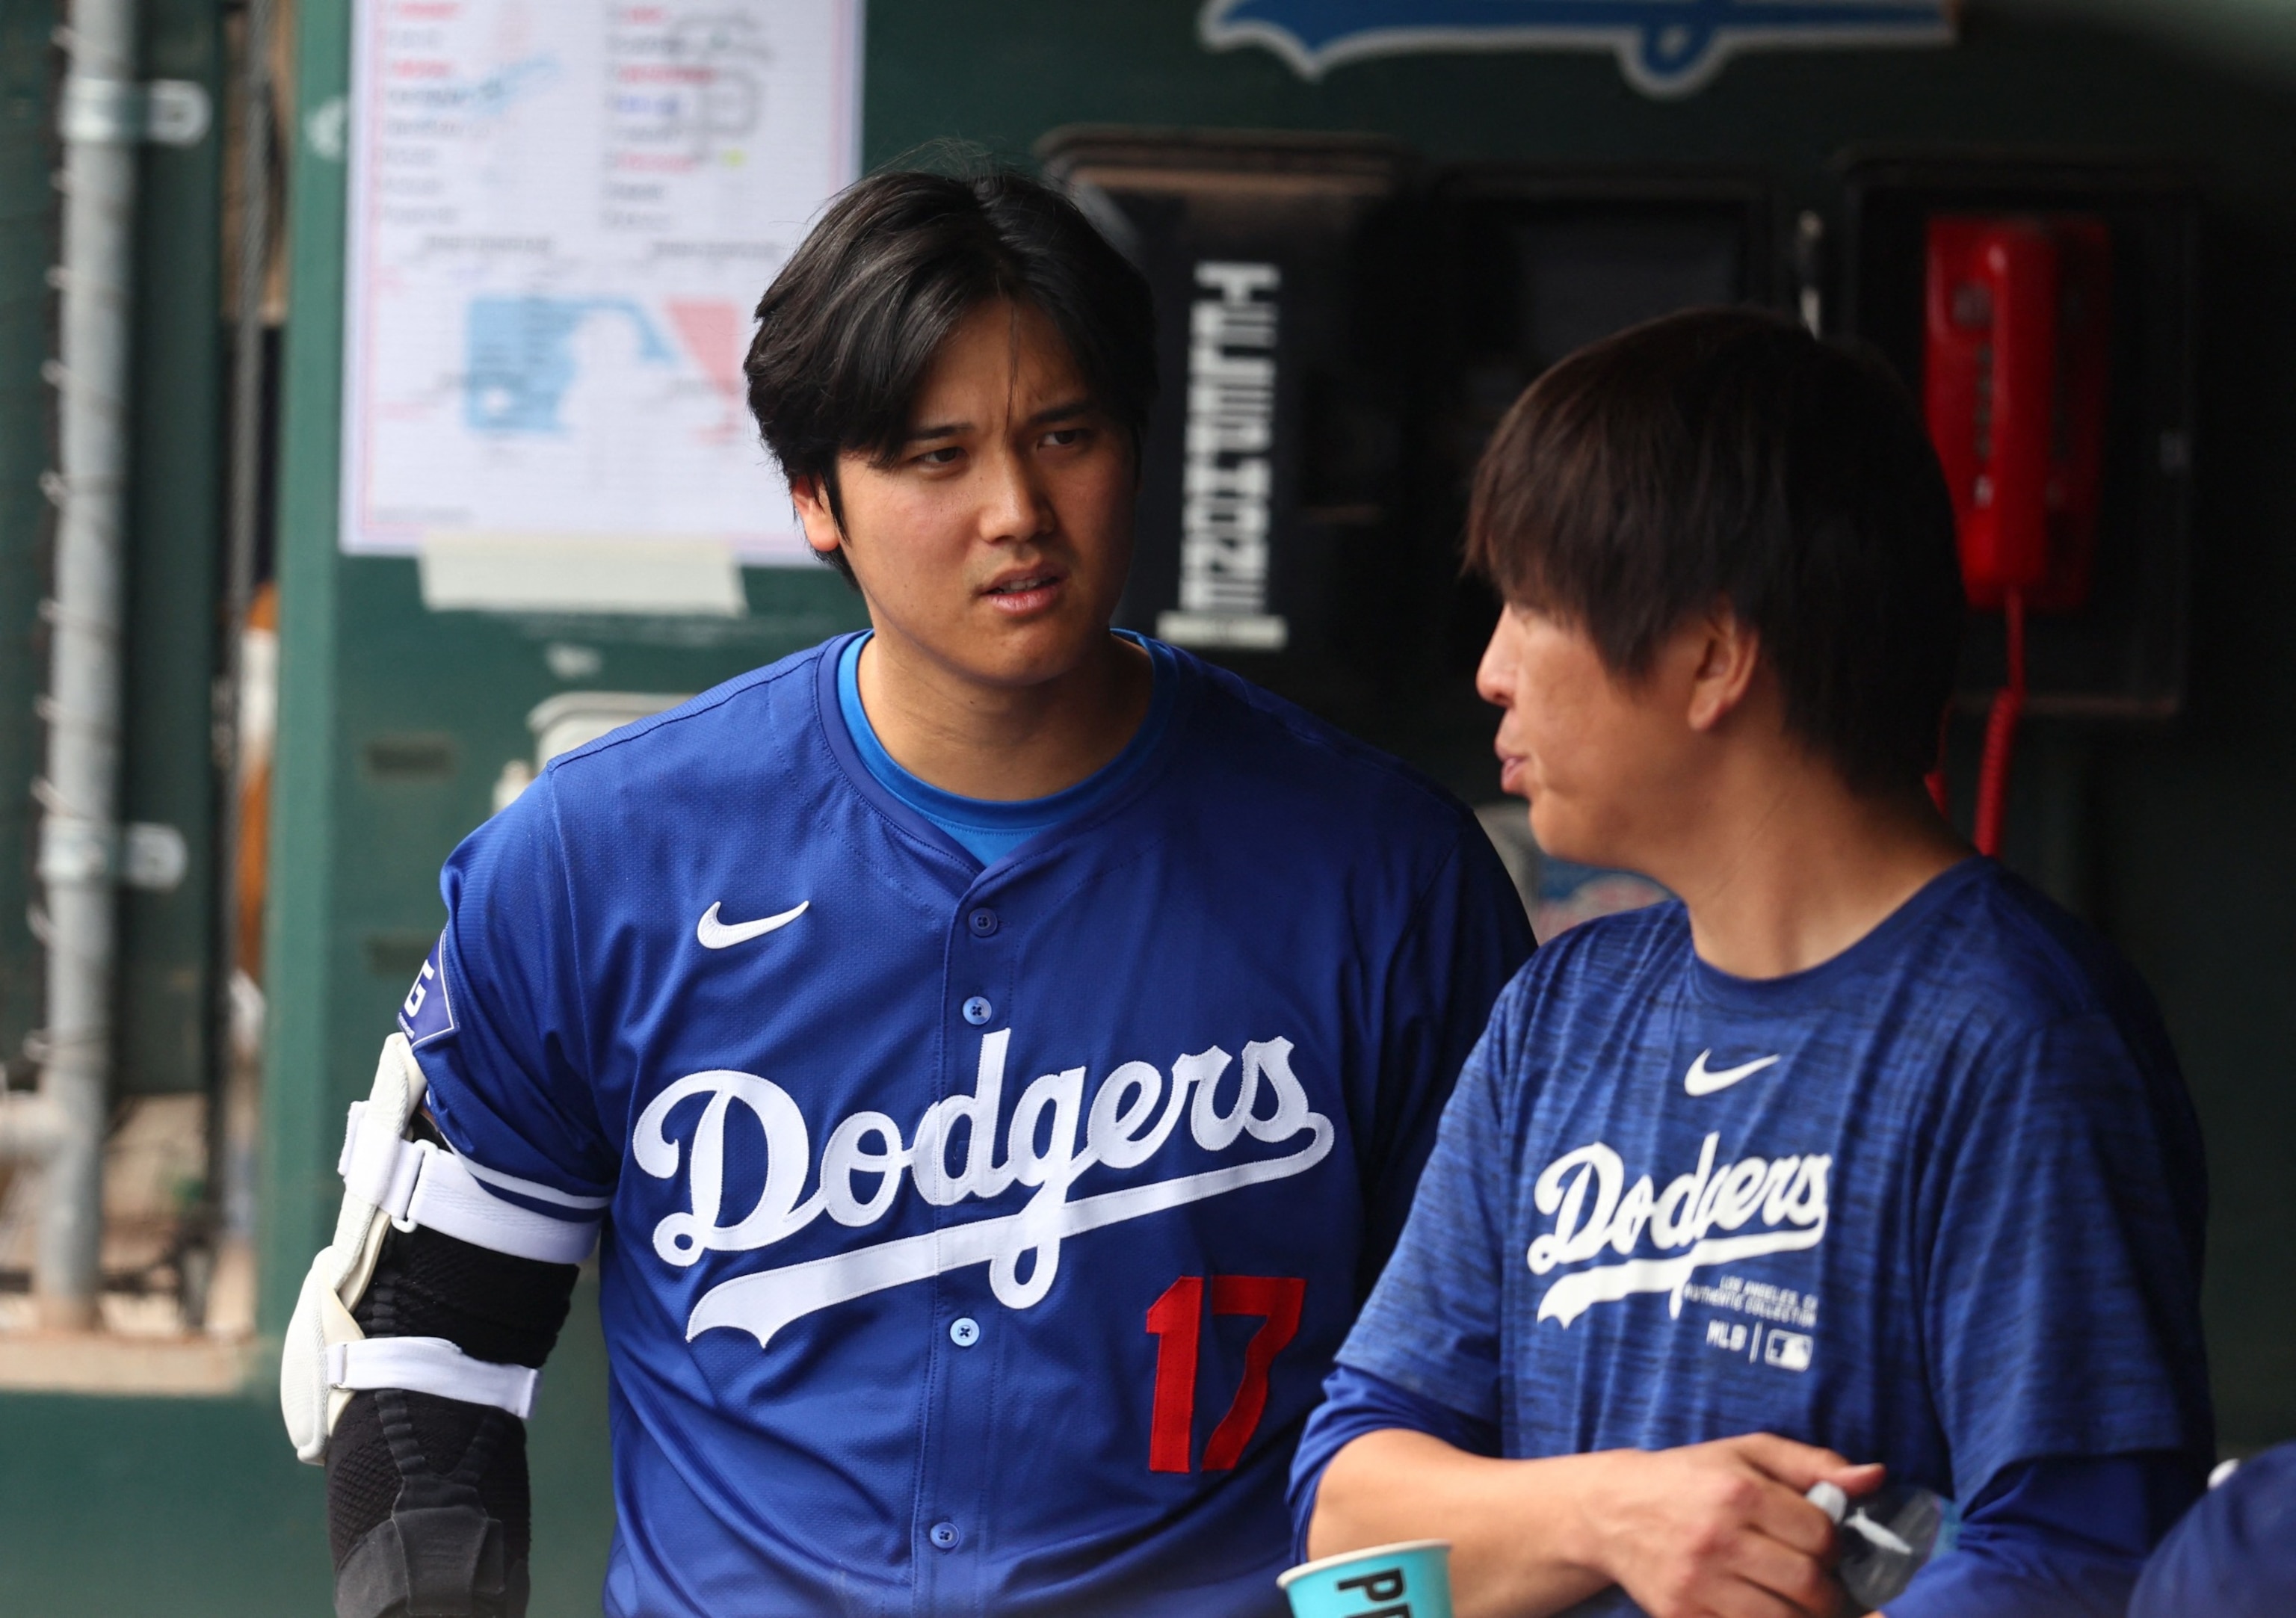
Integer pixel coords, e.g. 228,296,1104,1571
1144,1274,1306,1474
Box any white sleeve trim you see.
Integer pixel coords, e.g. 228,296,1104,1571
326,1337,540,1421
339,1103,599,1266
457,1152,612,1211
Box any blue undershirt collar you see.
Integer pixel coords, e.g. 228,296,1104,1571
836,630,1176,866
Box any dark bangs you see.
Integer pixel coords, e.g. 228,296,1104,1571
1464,306,1965,792
744,168,1157,579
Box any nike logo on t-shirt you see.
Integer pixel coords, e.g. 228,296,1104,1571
697,901,809,950
1683,1049,1782,1096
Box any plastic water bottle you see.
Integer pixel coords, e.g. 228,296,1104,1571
1806,1481,1961,1608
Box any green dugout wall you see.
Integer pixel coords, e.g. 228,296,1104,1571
7,2,2296,1613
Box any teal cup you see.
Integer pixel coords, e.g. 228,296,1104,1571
1278,1539,1453,1618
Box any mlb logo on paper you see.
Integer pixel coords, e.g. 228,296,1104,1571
398,937,457,1047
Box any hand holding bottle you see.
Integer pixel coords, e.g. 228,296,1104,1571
1806,1479,1961,1610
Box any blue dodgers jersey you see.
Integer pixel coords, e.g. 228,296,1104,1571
403,634,1533,1618
1338,859,2214,1618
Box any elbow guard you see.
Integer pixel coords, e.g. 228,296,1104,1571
282,1035,599,1463
282,1035,598,1618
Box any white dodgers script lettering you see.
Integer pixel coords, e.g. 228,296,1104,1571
1526,1131,1831,1327
635,1031,1333,1349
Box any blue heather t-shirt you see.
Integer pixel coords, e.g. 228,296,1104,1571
1338,858,2213,1617
837,631,1176,865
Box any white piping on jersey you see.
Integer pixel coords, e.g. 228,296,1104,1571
633,1031,1333,1349
1525,1133,1832,1328
456,1152,612,1211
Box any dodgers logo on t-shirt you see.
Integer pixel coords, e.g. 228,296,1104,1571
398,936,457,1046
1524,1128,1833,1331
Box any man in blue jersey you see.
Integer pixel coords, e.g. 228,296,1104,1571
1293,309,2214,1618
281,170,1532,1618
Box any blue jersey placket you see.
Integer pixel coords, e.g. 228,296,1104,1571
914,880,1019,1615
807,641,987,1608
816,636,1194,1613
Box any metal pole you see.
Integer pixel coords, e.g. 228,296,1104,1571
194,0,274,1331
34,0,143,1330
225,0,270,658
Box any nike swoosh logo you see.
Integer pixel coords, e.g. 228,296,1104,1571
1683,1049,1783,1096
696,901,809,950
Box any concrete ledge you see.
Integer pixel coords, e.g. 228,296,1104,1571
0,1332,262,1396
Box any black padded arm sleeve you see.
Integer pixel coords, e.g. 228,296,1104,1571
325,1118,582,1618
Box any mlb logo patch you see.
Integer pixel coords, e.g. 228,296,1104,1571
1765,1328,1815,1372
398,936,457,1047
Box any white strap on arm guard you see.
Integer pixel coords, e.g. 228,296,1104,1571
325,1338,541,1419
280,1034,602,1465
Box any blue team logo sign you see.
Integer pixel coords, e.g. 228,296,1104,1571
1199,0,1957,99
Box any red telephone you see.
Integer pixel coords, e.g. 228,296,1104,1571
1922,214,2113,853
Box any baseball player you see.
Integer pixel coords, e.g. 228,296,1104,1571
1293,309,2215,1617
280,169,1532,1617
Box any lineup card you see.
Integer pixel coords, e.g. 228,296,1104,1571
340,0,862,563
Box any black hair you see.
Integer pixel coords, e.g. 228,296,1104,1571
744,167,1158,584
1463,306,1965,793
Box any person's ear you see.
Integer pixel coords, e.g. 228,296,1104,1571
1685,602,1762,734
789,474,845,559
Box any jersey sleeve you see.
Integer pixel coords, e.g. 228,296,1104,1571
398,771,616,1203
1355,824,1535,1297
1886,1452,2201,1618
1920,1009,2214,1504
1289,1363,1502,1563
1333,976,1526,1424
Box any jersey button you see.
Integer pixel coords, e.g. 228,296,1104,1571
949,1316,980,1347
961,995,993,1025
928,1521,960,1551
967,907,1000,938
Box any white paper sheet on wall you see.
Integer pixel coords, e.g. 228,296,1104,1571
339,0,863,599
